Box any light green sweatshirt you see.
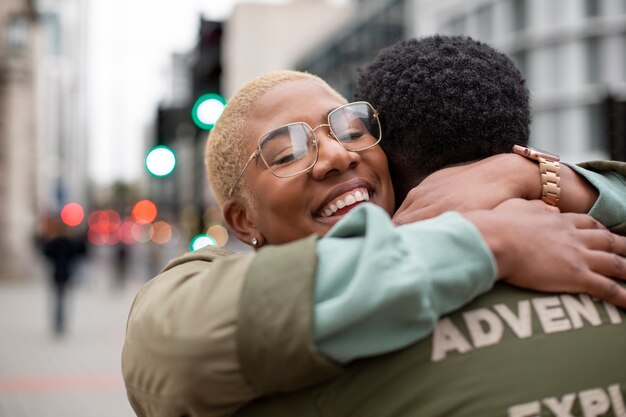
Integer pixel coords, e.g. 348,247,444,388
312,163,626,363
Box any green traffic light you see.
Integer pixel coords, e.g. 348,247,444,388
145,145,176,178
190,233,217,251
191,93,226,130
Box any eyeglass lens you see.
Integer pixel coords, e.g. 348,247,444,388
328,103,380,151
258,103,380,177
259,124,317,175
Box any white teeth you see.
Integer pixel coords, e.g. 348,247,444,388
320,188,371,218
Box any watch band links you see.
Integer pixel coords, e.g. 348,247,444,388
539,158,560,206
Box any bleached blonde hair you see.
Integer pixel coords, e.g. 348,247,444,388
205,70,344,206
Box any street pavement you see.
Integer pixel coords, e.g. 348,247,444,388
0,245,164,417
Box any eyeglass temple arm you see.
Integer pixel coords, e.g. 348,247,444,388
228,150,260,198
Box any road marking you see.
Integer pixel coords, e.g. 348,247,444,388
0,373,124,393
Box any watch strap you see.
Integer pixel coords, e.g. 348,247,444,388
539,157,560,206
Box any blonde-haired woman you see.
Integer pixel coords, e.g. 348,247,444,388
123,70,626,417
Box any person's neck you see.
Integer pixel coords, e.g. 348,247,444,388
395,158,482,208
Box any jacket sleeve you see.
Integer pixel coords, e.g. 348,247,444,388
122,238,323,417
238,203,496,392
572,160,626,235
122,248,261,417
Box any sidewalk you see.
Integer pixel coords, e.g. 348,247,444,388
0,246,150,417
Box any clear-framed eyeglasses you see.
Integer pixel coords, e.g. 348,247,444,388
228,101,382,198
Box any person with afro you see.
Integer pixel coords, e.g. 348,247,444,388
356,35,625,226
233,36,626,417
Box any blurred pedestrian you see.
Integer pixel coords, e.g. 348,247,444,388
39,216,86,336
114,243,129,289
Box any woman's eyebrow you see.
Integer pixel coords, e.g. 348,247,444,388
260,125,291,147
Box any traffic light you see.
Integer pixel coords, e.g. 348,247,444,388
145,145,176,177
191,93,226,130
191,20,224,131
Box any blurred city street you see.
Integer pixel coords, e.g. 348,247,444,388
0,246,155,417
1,0,625,415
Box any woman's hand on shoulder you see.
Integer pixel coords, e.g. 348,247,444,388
463,199,626,308
393,154,534,225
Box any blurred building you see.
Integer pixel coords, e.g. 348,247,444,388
0,0,38,280
34,0,89,217
225,0,623,162
0,0,88,281
223,0,352,96
295,0,408,97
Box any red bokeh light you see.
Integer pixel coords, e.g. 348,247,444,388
150,221,172,245
86,209,122,245
117,218,137,245
132,200,157,224
60,202,84,227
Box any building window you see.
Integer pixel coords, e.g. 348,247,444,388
476,5,494,41
511,0,528,32
530,110,559,151
585,0,600,17
42,13,62,55
442,15,467,35
586,36,601,84
7,15,30,50
587,103,607,152
623,34,626,82
511,50,529,80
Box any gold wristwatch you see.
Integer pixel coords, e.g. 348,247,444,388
512,145,561,206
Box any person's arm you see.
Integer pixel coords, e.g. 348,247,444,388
393,155,626,231
238,202,626,394
571,160,626,234
123,200,626,416
122,247,263,417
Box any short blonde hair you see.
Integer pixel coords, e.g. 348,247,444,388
205,70,344,206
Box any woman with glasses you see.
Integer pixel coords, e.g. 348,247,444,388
122,70,626,417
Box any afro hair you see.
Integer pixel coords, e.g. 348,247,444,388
355,35,530,197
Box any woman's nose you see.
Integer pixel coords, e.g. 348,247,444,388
310,129,360,180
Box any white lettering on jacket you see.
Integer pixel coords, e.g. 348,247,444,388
431,294,624,363
508,384,626,417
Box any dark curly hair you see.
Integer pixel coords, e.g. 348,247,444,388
355,35,531,202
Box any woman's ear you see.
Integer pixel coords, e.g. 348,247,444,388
222,198,258,246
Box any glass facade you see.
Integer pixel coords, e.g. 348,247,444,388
295,0,407,99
